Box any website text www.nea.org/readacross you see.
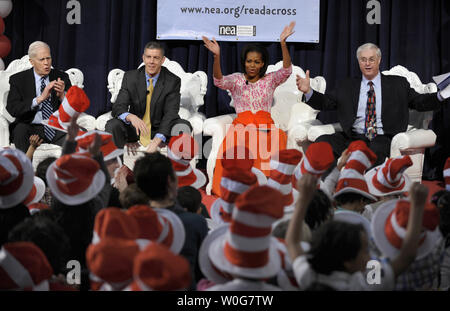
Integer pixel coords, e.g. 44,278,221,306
180,5,297,18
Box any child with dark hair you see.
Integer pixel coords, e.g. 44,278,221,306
0,204,30,247
177,186,202,214
304,189,333,231
119,183,149,209
435,191,450,290
134,152,208,290
35,156,57,206
286,174,430,290
8,214,70,275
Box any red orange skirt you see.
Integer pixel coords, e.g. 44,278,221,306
211,111,287,196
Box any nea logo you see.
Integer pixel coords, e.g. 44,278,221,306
219,25,236,36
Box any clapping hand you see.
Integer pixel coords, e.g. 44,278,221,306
54,78,66,100
296,70,311,94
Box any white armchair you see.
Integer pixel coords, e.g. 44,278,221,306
96,58,208,170
202,61,326,195
0,56,96,169
305,65,437,182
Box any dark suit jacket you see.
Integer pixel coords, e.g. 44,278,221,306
306,74,442,136
112,66,181,139
6,68,72,129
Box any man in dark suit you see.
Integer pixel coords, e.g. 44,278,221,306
106,41,191,154
297,43,446,166
6,41,71,152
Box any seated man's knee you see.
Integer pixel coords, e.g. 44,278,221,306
170,119,192,137
105,118,122,133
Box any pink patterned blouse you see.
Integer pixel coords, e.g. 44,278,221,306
213,65,292,114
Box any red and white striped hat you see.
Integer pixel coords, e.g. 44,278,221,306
27,203,50,216
292,142,334,186
209,156,258,227
220,145,267,186
43,86,90,132
0,148,34,209
126,205,186,254
92,207,141,244
167,133,206,189
127,243,191,291
0,242,53,291
208,185,285,279
23,176,46,207
86,238,141,291
365,155,413,197
444,157,450,191
76,130,124,162
267,149,303,210
334,141,377,202
198,224,234,285
46,153,105,206
371,199,441,260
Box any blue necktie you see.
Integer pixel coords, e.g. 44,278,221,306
40,77,56,141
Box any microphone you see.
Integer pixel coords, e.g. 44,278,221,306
245,80,249,85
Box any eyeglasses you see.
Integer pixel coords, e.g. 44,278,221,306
359,57,377,64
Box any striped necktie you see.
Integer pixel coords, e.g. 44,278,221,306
139,79,153,147
365,81,377,141
40,76,56,141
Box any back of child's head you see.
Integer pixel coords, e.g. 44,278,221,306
119,183,149,209
36,157,57,186
177,186,202,214
434,191,450,246
50,199,96,267
272,218,312,242
0,204,30,247
334,192,371,206
305,189,333,231
308,221,366,275
7,214,70,275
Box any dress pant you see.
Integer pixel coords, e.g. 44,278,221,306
315,131,392,168
105,118,193,149
12,123,67,153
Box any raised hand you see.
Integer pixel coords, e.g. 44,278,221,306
29,134,43,149
296,70,311,94
337,148,351,171
297,173,318,206
88,133,102,157
409,182,428,211
280,21,296,43
202,36,220,57
67,113,80,142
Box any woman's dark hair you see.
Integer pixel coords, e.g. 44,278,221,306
133,152,176,201
305,189,333,231
177,186,202,214
307,221,365,275
240,44,269,77
8,214,70,275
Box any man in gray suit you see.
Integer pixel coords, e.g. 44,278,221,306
106,42,191,153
